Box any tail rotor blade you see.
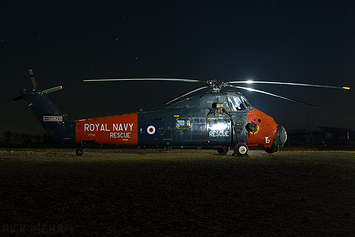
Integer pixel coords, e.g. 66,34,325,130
12,96,23,102
29,69,37,90
43,86,63,94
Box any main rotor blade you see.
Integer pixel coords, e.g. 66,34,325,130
227,85,319,108
83,78,202,83
43,86,63,94
164,85,209,105
228,80,350,90
29,69,36,90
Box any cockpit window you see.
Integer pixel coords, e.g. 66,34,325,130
227,94,252,111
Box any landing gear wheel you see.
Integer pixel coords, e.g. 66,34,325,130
76,148,84,156
217,147,229,155
233,143,248,156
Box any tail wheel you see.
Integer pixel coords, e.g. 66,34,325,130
76,148,84,156
233,143,248,156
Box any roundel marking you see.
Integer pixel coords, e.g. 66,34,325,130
146,124,156,136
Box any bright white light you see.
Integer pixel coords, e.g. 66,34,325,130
246,80,253,84
210,123,228,130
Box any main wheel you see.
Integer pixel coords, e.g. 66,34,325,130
76,148,84,156
233,143,248,156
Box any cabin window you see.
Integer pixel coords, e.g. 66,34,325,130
207,118,229,130
227,95,251,111
176,118,191,129
207,118,231,138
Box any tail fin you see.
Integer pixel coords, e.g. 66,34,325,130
14,70,76,143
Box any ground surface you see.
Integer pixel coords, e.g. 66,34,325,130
0,148,355,236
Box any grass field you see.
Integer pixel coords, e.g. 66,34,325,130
1,148,354,236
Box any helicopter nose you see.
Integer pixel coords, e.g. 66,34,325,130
277,125,287,147
265,125,287,153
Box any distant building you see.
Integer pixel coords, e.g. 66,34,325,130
319,127,351,145
287,127,351,146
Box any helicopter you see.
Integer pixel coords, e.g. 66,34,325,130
12,69,350,156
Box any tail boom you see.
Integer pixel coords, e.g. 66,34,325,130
20,88,76,143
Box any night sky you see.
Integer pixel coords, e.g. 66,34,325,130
2,1,354,134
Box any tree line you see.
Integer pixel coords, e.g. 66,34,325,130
1,131,52,145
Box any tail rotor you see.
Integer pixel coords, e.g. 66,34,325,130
12,69,63,102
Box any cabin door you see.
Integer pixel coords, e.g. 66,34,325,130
206,116,231,143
